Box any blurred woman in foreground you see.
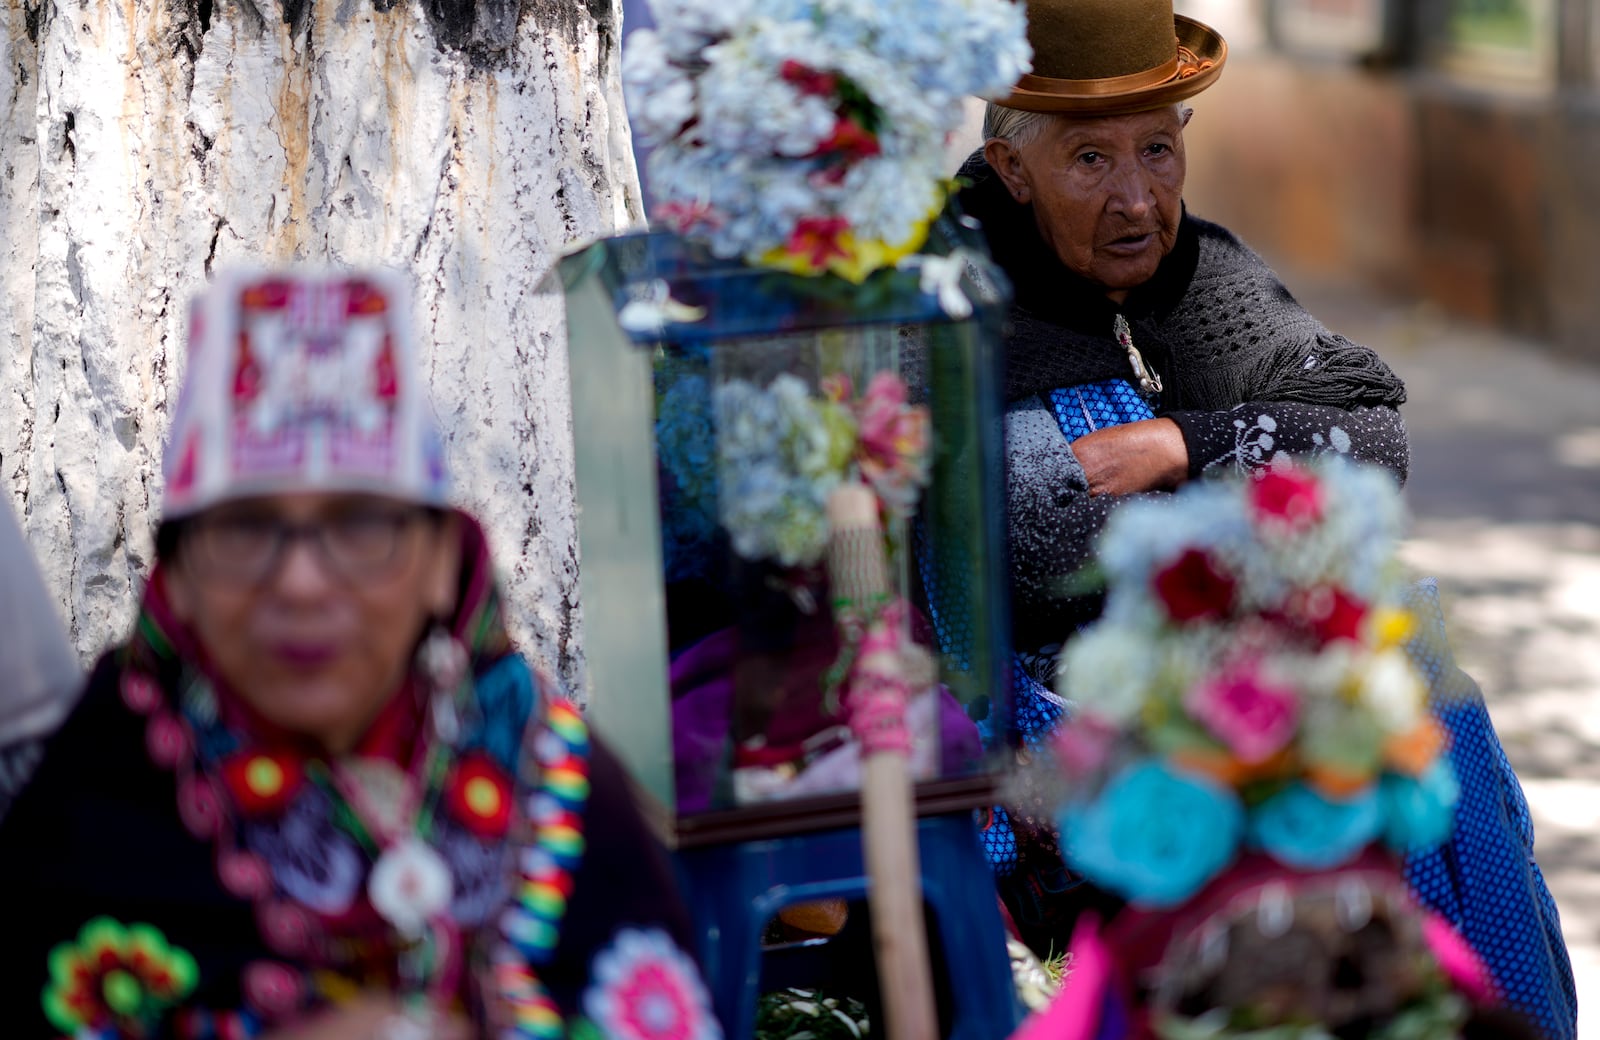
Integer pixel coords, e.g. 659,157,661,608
0,270,721,1040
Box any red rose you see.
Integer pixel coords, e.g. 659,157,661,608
1250,465,1324,528
1153,548,1237,623
1290,585,1369,645
446,753,514,840
219,750,305,818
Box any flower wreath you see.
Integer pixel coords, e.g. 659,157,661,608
623,0,1031,282
1051,460,1459,907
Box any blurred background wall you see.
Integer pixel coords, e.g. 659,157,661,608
1177,0,1600,366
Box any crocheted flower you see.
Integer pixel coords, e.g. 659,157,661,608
1152,548,1236,624
1357,648,1427,736
583,928,722,1040
43,917,199,1038
1057,624,1158,726
1184,665,1300,765
1049,714,1118,784
1383,717,1447,777
445,751,515,839
218,750,304,818
1249,464,1324,529
1250,782,1383,870
1062,760,1243,908
1300,695,1386,795
367,839,453,939
1380,760,1460,855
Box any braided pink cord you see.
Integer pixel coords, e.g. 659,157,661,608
848,669,913,755
846,600,913,755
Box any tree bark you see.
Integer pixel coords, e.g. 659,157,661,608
0,0,640,691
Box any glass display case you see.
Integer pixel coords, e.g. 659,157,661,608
557,217,1012,839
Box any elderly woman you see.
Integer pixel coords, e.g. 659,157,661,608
0,271,721,1040
962,1,1575,1036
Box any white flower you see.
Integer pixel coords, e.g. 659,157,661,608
1060,625,1158,726
1357,648,1427,734
622,31,698,145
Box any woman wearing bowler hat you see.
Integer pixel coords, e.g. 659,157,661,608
954,2,1576,1036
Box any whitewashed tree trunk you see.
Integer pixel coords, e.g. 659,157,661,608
1,0,641,690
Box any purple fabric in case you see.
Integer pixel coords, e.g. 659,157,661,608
668,627,983,815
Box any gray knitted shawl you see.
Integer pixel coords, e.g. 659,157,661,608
955,154,1411,647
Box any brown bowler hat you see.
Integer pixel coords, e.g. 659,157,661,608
995,0,1228,116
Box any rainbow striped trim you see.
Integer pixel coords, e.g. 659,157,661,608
496,697,592,1036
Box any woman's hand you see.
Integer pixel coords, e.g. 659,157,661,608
1071,417,1189,496
261,995,475,1040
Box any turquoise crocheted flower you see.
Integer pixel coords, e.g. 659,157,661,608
1250,781,1383,870
1062,760,1243,908
1380,760,1460,855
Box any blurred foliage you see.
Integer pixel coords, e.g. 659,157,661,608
755,988,872,1039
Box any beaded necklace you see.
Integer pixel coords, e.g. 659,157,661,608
493,698,593,1039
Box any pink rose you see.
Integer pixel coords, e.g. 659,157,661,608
1185,666,1300,764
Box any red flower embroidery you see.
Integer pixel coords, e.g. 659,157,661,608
1152,548,1236,623
42,918,199,1038
1249,465,1324,528
219,751,305,818
446,752,514,839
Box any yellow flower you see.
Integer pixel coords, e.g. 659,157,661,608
1370,607,1416,649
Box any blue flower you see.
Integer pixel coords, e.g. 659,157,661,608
1061,760,1243,908
1250,782,1383,870
1380,760,1459,855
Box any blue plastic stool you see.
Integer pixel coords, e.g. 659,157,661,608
675,811,1021,1039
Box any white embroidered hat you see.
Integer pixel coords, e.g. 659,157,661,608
161,268,450,519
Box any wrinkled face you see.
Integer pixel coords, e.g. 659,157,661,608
165,492,461,755
987,106,1191,301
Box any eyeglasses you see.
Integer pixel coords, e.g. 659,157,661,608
182,506,435,584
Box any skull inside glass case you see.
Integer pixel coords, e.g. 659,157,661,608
558,219,1013,831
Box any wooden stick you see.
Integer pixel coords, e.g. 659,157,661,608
825,482,938,1040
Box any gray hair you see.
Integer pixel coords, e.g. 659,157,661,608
982,102,1194,151
981,104,1057,151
